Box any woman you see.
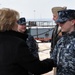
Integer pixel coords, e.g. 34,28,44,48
0,8,55,75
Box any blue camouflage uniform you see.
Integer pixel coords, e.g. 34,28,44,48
26,34,39,58
22,29,39,59
50,31,75,75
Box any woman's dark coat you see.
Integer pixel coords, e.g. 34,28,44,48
0,30,54,75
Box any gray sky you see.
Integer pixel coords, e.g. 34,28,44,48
0,0,75,20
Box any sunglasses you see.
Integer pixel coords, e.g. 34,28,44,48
59,19,73,24
59,21,67,24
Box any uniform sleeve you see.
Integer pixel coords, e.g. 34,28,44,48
26,35,39,58
67,40,75,74
50,45,57,67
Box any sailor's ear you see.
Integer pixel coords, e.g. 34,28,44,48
71,19,75,25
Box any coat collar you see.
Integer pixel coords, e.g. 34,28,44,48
0,30,28,41
63,31,75,37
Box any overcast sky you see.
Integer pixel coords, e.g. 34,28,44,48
0,0,75,20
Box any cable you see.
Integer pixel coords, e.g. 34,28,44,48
32,28,54,36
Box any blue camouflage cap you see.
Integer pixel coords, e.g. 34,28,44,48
17,17,26,25
55,9,75,23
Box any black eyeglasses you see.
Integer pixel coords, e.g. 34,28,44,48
59,19,73,24
59,21,67,24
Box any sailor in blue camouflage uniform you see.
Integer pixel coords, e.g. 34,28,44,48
50,9,75,75
17,17,39,58
17,18,39,75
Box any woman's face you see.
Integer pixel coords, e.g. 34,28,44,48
53,14,58,21
12,23,18,31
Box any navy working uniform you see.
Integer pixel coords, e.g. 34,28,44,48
50,9,75,75
17,17,39,58
24,30,39,58
51,32,75,75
